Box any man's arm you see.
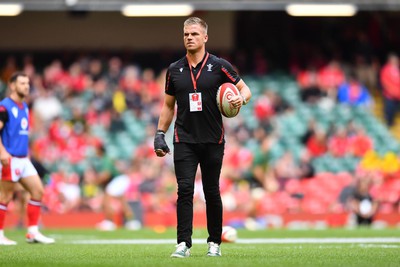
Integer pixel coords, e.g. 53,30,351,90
157,94,176,133
0,110,11,166
236,79,252,105
229,79,252,108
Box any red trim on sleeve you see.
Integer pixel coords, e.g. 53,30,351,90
221,66,236,83
165,72,171,92
218,126,224,144
174,127,179,143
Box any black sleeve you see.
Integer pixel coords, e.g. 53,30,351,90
219,58,241,85
0,105,8,124
165,66,175,96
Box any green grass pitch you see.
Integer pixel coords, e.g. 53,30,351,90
1,228,399,267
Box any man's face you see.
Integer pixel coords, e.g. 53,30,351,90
183,24,208,53
11,76,30,99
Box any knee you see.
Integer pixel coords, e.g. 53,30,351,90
177,181,194,197
0,191,14,204
203,185,221,199
30,187,44,201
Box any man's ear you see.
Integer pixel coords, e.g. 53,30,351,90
204,34,208,43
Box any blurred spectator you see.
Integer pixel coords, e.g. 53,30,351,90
353,54,379,90
105,56,123,87
348,126,374,157
221,135,253,182
349,173,379,226
337,72,372,107
273,151,301,189
249,133,278,192
88,59,104,82
379,53,400,127
253,90,275,121
43,60,67,91
65,62,90,94
297,150,315,179
88,144,132,230
32,88,63,127
119,65,143,112
296,65,322,104
0,56,17,83
318,60,345,100
333,177,356,213
305,126,328,157
327,126,351,157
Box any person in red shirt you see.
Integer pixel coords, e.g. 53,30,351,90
317,60,345,100
380,53,400,127
328,127,351,157
305,127,328,157
349,127,374,157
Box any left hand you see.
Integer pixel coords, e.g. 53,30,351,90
228,95,243,109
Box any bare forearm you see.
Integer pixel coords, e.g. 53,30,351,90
157,103,175,133
236,79,252,104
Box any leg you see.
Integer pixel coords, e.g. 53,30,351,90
19,175,54,244
384,98,396,127
97,175,131,231
120,196,133,221
173,143,198,248
19,175,44,228
0,181,18,245
0,180,17,226
120,196,142,230
13,184,29,228
200,143,224,245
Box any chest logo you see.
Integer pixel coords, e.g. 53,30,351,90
179,68,183,73
207,64,213,72
21,117,28,130
11,107,18,118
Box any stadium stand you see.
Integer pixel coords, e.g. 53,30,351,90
2,8,400,228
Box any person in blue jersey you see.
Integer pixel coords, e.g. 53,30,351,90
154,17,251,258
0,72,55,245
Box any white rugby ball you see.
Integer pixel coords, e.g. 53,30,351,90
216,83,241,118
221,226,238,243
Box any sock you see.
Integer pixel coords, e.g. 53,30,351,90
0,203,8,233
27,199,41,231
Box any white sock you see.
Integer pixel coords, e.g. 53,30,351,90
28,225,39,234
0,229,4,237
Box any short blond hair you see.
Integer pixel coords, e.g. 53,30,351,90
184,17,208,34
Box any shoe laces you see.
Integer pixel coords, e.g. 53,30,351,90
175,242,187,252
208,242,220,254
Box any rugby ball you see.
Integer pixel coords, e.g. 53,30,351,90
221,226,238,243
216,83,241,118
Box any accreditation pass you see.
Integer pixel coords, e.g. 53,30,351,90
189,92,202,112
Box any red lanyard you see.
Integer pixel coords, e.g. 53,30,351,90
187,52,209,93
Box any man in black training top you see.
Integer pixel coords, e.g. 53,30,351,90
154,17,251,257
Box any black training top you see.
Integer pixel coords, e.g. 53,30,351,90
165,52,241,144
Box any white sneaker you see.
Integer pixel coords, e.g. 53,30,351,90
96,220,117,231
26,232,55,244
171,242,191,258
207,242,222,256
0,236,17,245
125,220,142,230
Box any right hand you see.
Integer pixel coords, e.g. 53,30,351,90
154,130,170,157
0,150,11,166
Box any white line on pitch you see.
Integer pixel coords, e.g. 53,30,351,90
69,237,400,245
